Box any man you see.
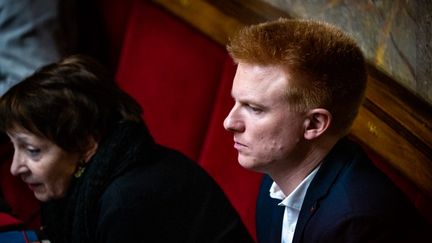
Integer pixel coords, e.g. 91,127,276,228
223,18,430,243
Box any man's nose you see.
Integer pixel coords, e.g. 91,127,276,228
223,105,245,133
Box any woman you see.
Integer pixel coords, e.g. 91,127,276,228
0,55,253,243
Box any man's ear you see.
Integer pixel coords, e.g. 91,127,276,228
303,108,332,140
82,136,98,163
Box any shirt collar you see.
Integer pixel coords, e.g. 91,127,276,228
269,165,321,210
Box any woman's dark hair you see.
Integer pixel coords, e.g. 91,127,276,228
0,54,143,152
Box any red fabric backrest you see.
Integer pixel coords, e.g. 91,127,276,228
0,212,22,231
197,56,262,236
116,1,227,161
114,1,261,238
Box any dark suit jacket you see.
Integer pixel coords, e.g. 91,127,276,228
256,138,430,243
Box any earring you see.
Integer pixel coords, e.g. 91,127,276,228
74,161,86,178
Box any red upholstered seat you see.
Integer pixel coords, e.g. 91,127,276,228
114,1,262,237
198,56,263,238
116,0,227,161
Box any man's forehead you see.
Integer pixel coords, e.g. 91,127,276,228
231,64,290,105
233,64,289,89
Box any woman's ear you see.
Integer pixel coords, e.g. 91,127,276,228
303,108,332,140
82,136,98,163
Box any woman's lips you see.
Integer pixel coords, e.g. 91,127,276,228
27,183,42,191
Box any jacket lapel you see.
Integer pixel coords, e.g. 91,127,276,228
292,138,355,243
256,175,285,243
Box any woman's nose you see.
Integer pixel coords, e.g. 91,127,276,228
223,105,245,133
10,152,28,176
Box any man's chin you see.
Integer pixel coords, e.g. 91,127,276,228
238,155,264,172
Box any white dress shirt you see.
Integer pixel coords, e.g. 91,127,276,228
269,165,321,243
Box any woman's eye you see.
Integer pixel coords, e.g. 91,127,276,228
27,148,41,157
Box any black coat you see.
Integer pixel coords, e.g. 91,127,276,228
256,138,431,243
41,121,253,243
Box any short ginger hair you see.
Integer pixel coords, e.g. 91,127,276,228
227,18,367,136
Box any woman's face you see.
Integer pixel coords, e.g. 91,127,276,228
7,126,81,202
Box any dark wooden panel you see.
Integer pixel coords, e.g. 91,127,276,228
152,0,243,44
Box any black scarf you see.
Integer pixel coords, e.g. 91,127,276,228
41,121,154,243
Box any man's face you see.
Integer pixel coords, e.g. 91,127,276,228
223,63,306,174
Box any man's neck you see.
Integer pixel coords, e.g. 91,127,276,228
270,137,337,196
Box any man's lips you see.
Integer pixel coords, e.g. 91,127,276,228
234,140,247,149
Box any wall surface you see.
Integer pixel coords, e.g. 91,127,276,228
262,0,432,105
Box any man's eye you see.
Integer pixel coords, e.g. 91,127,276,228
247,105,263,114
